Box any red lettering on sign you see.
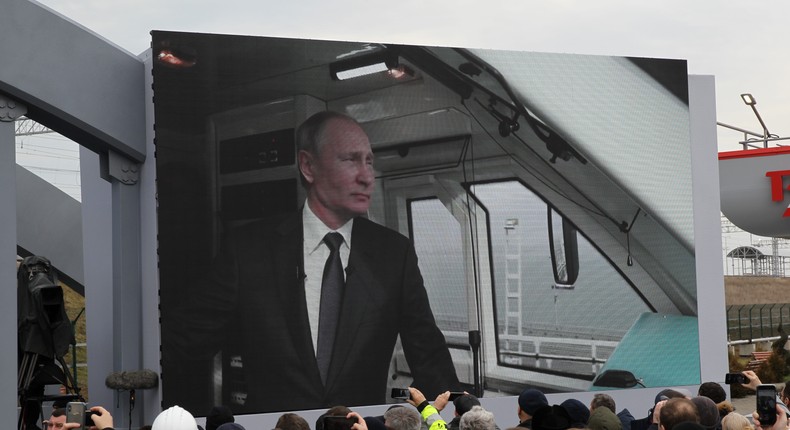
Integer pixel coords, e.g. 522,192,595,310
766,170,790,217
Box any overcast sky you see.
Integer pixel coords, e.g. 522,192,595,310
16,0,790,256
31,0,790,152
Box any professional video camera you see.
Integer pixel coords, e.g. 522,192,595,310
17,255,82,430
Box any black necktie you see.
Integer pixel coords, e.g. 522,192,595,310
317,232,344,385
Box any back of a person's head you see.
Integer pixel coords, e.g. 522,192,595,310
152,405,198,430
718,402,734,419
216,424,246,430
327,406,353,416
560,399,590,428
659,398,700,430
590,394,617,414
276,413,311,430
587,406,622,430
672,423,705,430
454,394,482,416
206,405,235,430
656,390,689,404
519,389,549,416
317,406,354,430
460,406,497,430
721,412,753,430
691,396,720,430
532,405,572,430
698,383,727,404
384,406,421,430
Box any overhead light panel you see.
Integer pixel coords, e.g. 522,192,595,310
335,62,389,80
330,50,399,81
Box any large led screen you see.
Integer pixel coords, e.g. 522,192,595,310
152,31,699,414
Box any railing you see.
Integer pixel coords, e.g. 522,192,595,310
727,303,790,343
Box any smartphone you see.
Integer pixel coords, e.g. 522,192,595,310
391,388,410,400
448,392,465,401
322,416,357,430
66,402,91,430
757,384,777,426
725,373,748,384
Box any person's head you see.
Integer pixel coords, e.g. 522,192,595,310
454,394,482,417
590,394,616,414
518,388,549,422
532,405,572,430
560,399,590,428
659,398,700,430
459,406,497,430
383,406,421,430
276,413,311,430
717,401,733,419
297,111,374,229
782,384,790,406
216,424,246,430
45,408,67,430
317,406,354,430
587,406,621,430
152,405,198,430
650,389,690,421
206,405,234,430
698,383,727,404
657,390,690,404
720,411,753,430
690,396,720,430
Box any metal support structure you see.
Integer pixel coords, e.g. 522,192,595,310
79,147,115,418
108,151,140,186
80,146,145,429
1,94,23,430
503,219,522,338
109,154,143,429
14,117,53,136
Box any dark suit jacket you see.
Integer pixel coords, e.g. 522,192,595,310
167,213,459,413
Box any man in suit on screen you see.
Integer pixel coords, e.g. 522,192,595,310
165,111,459,413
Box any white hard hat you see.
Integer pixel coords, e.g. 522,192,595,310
152,405,197,430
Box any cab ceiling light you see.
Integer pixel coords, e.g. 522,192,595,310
330,50,399,81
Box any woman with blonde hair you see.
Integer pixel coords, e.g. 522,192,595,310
721,412,753,430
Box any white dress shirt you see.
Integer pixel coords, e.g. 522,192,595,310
302,203,353,355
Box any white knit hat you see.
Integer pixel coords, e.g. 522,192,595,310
152,405,197,430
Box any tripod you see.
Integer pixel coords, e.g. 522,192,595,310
18,351,83,430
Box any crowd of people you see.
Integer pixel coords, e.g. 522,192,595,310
40,370,790,430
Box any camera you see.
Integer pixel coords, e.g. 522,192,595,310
391,388,410,400
66,402,95,430
757,384,777,426
725,372,748,385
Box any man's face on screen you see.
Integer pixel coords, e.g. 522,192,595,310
304,118,374,228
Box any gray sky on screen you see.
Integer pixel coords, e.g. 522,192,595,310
32,0,789,152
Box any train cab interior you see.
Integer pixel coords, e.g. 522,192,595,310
152,32,700,406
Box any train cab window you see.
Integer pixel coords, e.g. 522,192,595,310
470,181,650,374
409,198,468,348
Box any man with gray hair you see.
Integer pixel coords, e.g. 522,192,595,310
460,406,497,430
385,407,422,430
